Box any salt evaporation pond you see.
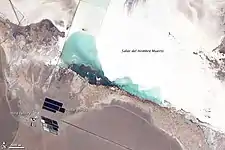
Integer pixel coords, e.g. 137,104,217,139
61,32,103,72
61,31,162,104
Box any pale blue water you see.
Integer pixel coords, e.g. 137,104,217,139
114,77,162,104
61,31,162,104
61,31,103,73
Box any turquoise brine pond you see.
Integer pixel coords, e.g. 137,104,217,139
61,31,103,74
61,31,162,104
113,77,162,104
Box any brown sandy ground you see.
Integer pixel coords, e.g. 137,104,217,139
0,46,19,148
0,17,225,150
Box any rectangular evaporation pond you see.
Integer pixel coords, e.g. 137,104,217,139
50,130,58,135
41,116,59,128
41,116,53,124
59,107,65,113
43,102,60,111
42,106,56,113
41,116,49,121
52,120,58,126
83,0,111,9
45,98,63,107
47,124,59,132
52,126,59,131
70,1,107,36
51,122,59,128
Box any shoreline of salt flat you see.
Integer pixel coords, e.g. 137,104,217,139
96,0,225,132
